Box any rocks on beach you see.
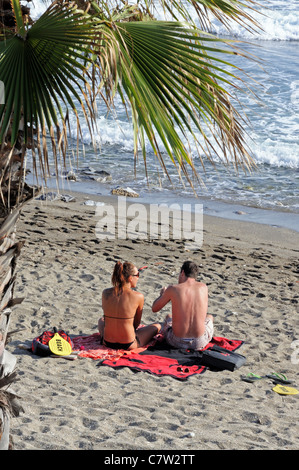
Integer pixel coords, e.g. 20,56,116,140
35,192,76,203
79,168,112,183
111,186,139,198
52,166,112,183
48,167,141,200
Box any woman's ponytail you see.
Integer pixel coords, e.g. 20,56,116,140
112,261,135,294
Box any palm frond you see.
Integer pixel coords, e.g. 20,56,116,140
135,0,263,33
0,0,260,192
0,2,99,175
96,19,255,186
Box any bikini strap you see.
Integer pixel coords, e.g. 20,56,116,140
104,314,135,320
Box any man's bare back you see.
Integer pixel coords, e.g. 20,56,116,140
152,261,214,349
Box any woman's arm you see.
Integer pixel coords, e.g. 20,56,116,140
133,293,144,330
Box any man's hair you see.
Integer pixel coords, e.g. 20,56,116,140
181,261,199,279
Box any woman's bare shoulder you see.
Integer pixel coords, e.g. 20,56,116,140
102,287,114,298
128,289,144,305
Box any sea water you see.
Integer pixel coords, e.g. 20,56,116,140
25,0,299,231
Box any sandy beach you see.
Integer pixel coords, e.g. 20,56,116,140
5,189,299,451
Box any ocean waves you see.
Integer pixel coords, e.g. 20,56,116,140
27,1,299,42
67,108,299,170
208,7,299,42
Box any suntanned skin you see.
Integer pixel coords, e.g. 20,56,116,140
98,267,161,349
152,270,213,338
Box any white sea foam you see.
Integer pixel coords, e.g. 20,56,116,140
68,109,299,170
24,0,48,19
291,80,299,108
70,115,135,150
209,8,299,41
26,0,299,42
253,140,299,169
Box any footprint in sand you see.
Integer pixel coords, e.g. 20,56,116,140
79,274,95,282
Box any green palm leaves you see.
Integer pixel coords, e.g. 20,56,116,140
0,2,96,158
0,0,259,187
110,20,254,183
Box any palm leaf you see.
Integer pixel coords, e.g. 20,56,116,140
0,0,259,191
10,0,26,38
138,0,263,33
0,3,98,174
98,19,255,185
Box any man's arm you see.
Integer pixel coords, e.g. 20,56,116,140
152,286,172,312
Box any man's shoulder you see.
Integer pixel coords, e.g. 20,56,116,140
165,284,177,293
165,284,181,298
179,279,207,291
198,281,208,289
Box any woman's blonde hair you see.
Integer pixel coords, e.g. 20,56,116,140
112,261,136,294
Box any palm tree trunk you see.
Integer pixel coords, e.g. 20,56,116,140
0,207,21,449
0,0,37,448
0,126,37,451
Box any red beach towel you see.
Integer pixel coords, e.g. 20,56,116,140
72,332,151,360
101,336,244,380
73,333,244,380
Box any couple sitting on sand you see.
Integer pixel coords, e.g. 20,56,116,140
98,260,214,351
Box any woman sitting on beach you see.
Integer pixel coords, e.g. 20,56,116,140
98,261,161,350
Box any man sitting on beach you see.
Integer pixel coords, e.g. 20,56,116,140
152,261,214,350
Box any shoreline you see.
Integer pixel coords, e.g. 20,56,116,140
5,189,299,450
31,187,299,254
30,176,299,233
